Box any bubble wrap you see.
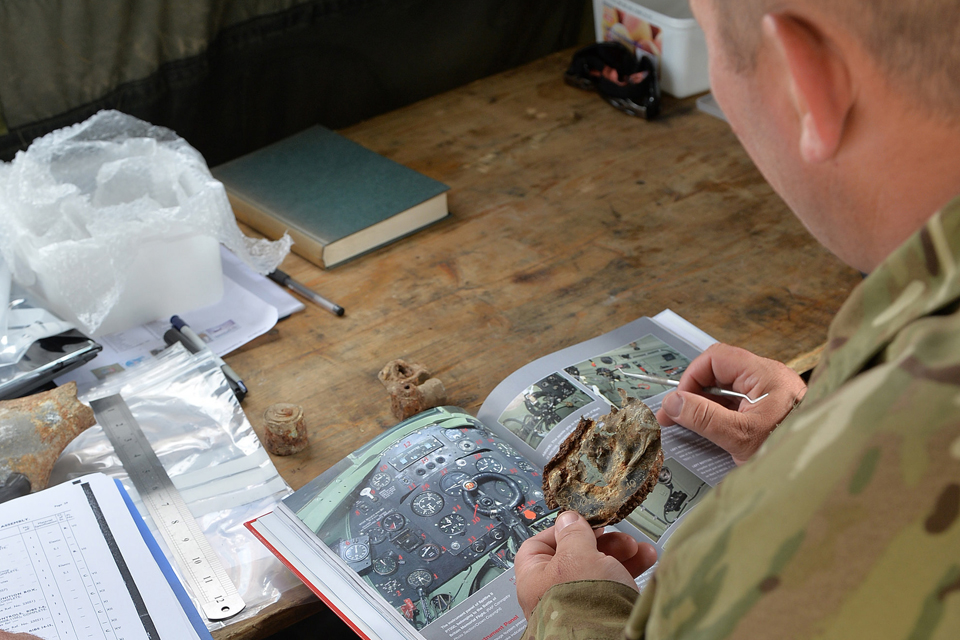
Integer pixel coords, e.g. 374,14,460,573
0,110,292,334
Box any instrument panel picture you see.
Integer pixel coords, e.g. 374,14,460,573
290,409,557,632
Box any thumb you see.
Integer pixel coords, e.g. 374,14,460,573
553,511,599,556
661,391,761,461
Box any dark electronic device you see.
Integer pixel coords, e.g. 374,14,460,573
0,330,102,400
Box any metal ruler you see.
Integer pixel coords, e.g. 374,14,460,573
91,394,246,621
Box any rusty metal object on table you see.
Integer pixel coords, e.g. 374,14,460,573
0,382,96,493
378,359,447,421
0,472,31,504
263,403,309,455
543,391,663,527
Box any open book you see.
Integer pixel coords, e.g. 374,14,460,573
247,312,736,640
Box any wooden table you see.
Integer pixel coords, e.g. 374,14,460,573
215,49,861,640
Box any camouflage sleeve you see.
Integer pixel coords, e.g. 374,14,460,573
522,580,637,640
629,308,960,638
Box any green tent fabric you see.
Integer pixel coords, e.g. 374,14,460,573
0,0,587,165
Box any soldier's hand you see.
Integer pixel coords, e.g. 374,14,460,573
656,343,806,464
514,511,657,621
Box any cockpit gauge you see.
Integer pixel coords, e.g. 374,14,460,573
518,460,537,473
341,541,370,563
380,579,402,593
495,442,522,459
495,478,524,502
407,569,434,588
418,543,442,562
411,491,445,517
367,527,388,545
475,457,503,473
463,473,524,517
437,514,466,535
457,440,476,452
382,512,407,532
370,472,392,489
442,428,467,441
373,556,399,576
440,472,470,495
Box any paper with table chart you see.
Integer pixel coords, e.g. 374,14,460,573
0,473,208,640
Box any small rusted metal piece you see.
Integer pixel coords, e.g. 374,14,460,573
0,382,96,493
263,402,309,455
378,359,447,421
543,390,663,527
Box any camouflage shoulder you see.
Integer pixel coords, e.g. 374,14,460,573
807,195,960,402
638,324,960,639
522,580,637,640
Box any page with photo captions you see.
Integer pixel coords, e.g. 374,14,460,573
476,311,738,591
252,407,555,640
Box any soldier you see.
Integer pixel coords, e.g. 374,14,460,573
515,0,960,638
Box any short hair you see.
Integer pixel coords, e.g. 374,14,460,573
715,0,960,120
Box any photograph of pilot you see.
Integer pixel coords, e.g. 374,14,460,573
497,373,592,448
564,334,691,407
624,457,709,542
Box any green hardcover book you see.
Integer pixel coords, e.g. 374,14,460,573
211,126,449,269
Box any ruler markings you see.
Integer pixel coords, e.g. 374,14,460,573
91,395,245,621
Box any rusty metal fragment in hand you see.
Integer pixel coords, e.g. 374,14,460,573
0,382,96,493
543,391,662,527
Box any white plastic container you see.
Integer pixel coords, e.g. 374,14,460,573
593,0,709,98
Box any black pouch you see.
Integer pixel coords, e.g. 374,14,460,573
564,42,661,120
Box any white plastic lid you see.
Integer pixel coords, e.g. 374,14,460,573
636,0,694,20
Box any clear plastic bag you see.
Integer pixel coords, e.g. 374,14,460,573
0,110,292,335
49,344,300,631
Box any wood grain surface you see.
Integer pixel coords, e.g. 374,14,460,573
214,49,861,640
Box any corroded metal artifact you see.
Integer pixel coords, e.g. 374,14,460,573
378,359,447,421
543,391,663,527
0,382,96,494
263,403,310,456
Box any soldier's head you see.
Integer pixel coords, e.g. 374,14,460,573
690,0,960,273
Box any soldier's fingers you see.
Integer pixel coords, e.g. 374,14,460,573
514,538,557,580
619,542,658,578
659,391,769,462
678,343,795,400
552,511,600,558
676,343,749,392
517,525,559,556
595,531,639,561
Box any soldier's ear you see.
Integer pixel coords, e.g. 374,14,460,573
762,12,854,164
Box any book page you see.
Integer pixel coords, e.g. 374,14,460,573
259,313,739,638
0,474,203,640
478,316,703,463
476,312,737,588
277,409,550,640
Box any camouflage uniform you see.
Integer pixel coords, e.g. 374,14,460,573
524,197,960,639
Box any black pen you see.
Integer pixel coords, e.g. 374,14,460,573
169,316,248,401
267,269,344,317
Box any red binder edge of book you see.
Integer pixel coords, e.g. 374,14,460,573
244,515,373,640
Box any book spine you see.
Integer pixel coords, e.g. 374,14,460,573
224,190,329,269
